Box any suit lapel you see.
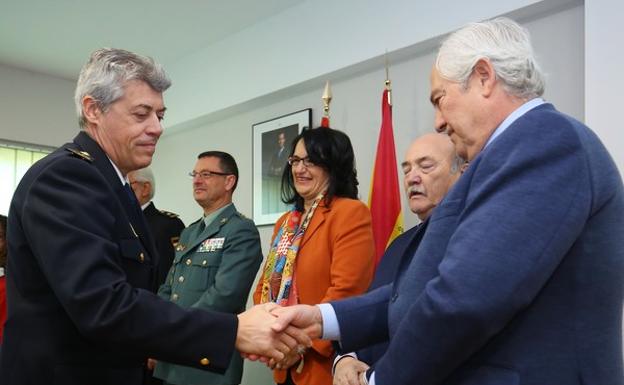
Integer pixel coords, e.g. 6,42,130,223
300,204,328,248
394,220,429,283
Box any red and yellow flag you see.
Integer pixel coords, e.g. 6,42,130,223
368,84,403,267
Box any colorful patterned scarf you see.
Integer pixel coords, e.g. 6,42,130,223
259,193,324,305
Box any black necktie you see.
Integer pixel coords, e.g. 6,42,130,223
124,183,144,220
195,218,206,238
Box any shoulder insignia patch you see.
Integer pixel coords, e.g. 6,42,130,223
159,209,180,218
66,148,93,162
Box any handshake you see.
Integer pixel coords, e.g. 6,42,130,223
234,303,323,367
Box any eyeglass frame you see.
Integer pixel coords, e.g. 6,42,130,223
189,170,232,179
287,156,316,168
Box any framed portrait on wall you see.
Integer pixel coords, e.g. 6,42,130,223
252,108,311,225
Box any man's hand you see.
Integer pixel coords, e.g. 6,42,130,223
333,356,370,385
269,347,303,370
271,304,323,339
236,303,311,362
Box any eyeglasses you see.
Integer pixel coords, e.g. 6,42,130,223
287,156,315,168
189,170,231,179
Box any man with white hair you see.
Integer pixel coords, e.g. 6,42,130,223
271,17,624,385
128,167,185,290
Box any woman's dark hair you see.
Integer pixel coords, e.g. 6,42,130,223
0,214,7,269
281,127,359,211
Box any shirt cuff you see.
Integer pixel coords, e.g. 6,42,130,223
369,371,376,385
331,352,358,375
317,303,340,340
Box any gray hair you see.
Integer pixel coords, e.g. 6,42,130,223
436,17,545,100
74,48,171,129
130,167,156,200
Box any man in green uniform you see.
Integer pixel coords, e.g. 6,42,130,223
153,151,263,385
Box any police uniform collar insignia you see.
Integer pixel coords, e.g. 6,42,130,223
66,148,93,162
220,218,228,224
176,243,186,252
159,209,180,218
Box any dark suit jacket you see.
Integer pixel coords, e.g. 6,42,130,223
142,202,185,290
355,222,426,366
333,104,624,385
1,132,237,385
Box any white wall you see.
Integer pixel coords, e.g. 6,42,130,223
163,0,571,130
0,63,76,147
584,0,624,364
585,0,624,172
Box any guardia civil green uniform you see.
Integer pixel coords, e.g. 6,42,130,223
154,203,262,385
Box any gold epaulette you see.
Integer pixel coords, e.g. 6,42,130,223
65,148,93,162
159,209,180,218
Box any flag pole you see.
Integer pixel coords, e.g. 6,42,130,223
369,50,403,266
385,50,392,106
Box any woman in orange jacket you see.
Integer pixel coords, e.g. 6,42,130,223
254,127,375,385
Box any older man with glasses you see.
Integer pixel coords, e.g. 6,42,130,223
151,150,263,385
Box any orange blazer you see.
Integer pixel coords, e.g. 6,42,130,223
254,197,375,385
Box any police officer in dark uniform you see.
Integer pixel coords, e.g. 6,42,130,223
128,167,185,290
1,48,306,385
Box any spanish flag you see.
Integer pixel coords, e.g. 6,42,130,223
368,82,403,267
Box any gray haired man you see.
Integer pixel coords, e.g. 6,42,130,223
2,48,306,385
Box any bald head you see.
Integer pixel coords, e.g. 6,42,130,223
401,133,462,220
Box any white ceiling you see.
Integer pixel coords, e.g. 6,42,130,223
0,0,305,80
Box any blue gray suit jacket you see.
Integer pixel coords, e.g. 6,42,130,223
332,104,624,385
355,222,426,366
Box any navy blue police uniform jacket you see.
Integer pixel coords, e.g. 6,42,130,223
1,131,238,385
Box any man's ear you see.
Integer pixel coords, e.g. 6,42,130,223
143,182,153,201
224,175,237,192
472,59,496,97
82,96,101,126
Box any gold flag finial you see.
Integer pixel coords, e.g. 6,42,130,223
384,51,392,106
320,81,332,127
322,81,332,115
